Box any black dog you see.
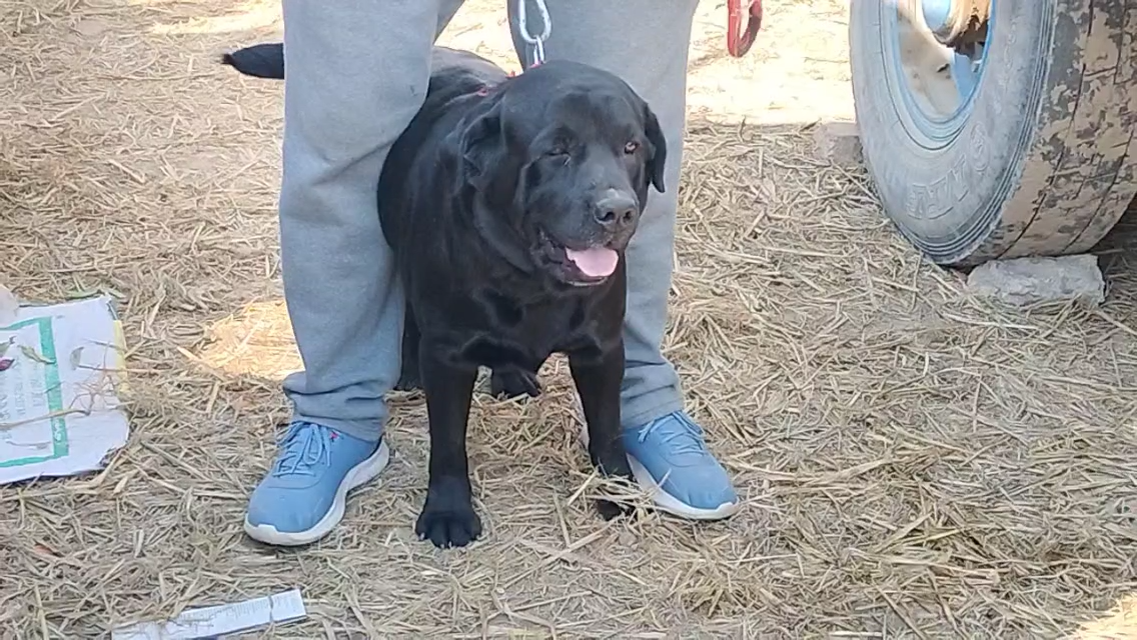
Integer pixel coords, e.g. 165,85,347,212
223,45,668,548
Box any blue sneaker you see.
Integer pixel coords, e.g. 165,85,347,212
622,411,740,520
244,421,389,546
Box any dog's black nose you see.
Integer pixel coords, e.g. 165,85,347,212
594,193,638,230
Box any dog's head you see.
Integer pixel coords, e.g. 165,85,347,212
458,61,668,287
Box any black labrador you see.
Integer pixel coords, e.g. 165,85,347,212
222,45,667,548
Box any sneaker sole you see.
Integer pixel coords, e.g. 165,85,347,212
243,440,391,547
579,425,741,521
626,452,741,521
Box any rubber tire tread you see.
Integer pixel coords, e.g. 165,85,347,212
850,0,1137,267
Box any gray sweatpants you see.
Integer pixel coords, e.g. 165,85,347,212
278,0,699,441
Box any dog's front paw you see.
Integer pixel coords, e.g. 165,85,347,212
592,467,635,521
415,494,483,548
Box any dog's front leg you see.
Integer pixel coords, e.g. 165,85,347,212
415,342,482,548
569,343,635,520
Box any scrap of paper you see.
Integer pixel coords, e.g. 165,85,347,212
111,589,308,639
0,286,129,484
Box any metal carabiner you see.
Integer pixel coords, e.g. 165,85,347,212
517,0,552,67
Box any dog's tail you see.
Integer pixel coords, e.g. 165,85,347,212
221,43,285,80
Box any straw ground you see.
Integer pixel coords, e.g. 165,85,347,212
3,0,1137,637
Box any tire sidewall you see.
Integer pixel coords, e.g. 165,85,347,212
850,0,1055,264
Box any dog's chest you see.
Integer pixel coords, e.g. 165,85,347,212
460,290,598,368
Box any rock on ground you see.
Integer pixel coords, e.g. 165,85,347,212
812,121,862,168
966,255,1105,307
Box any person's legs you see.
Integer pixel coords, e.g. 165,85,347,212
245,0,466,546
508,0,740,519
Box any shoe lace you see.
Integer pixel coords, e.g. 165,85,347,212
271,422,332,477
637,414,708,457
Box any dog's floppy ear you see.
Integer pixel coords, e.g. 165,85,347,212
459,103,505,191
643,104,668,193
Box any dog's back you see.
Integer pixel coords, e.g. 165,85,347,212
375,52,509,271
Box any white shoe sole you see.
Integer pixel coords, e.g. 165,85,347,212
626,452,741,521
579,425,741,521
243,440,391,546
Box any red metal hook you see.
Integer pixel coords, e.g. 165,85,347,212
726,0,763,57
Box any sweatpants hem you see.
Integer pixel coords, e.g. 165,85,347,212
620,390,685,431
290,411,385,443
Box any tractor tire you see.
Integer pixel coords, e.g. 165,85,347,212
849,0,1137,267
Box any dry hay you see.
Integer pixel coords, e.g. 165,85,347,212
2,0,1137,638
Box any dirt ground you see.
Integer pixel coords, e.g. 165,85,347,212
4,0,1137,637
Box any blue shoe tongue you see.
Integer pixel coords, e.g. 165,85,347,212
273,423,331,477
638,415,706,455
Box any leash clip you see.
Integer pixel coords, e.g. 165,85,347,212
517,0,551,68
531,37,546,67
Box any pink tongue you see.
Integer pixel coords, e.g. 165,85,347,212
565,247,619,277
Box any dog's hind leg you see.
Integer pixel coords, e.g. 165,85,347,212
569,343,636,520
394,305,422,392
489,365,542,399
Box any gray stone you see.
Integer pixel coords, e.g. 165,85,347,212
813,121,862,167
967,255,1105,307
72,18,109,38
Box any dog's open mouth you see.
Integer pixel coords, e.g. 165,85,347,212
537,232,619,286
565,247,618,278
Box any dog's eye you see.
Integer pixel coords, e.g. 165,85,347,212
547,147,568,158
623,141,639,155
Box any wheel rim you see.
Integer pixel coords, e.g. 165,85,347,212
889,0,993,142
